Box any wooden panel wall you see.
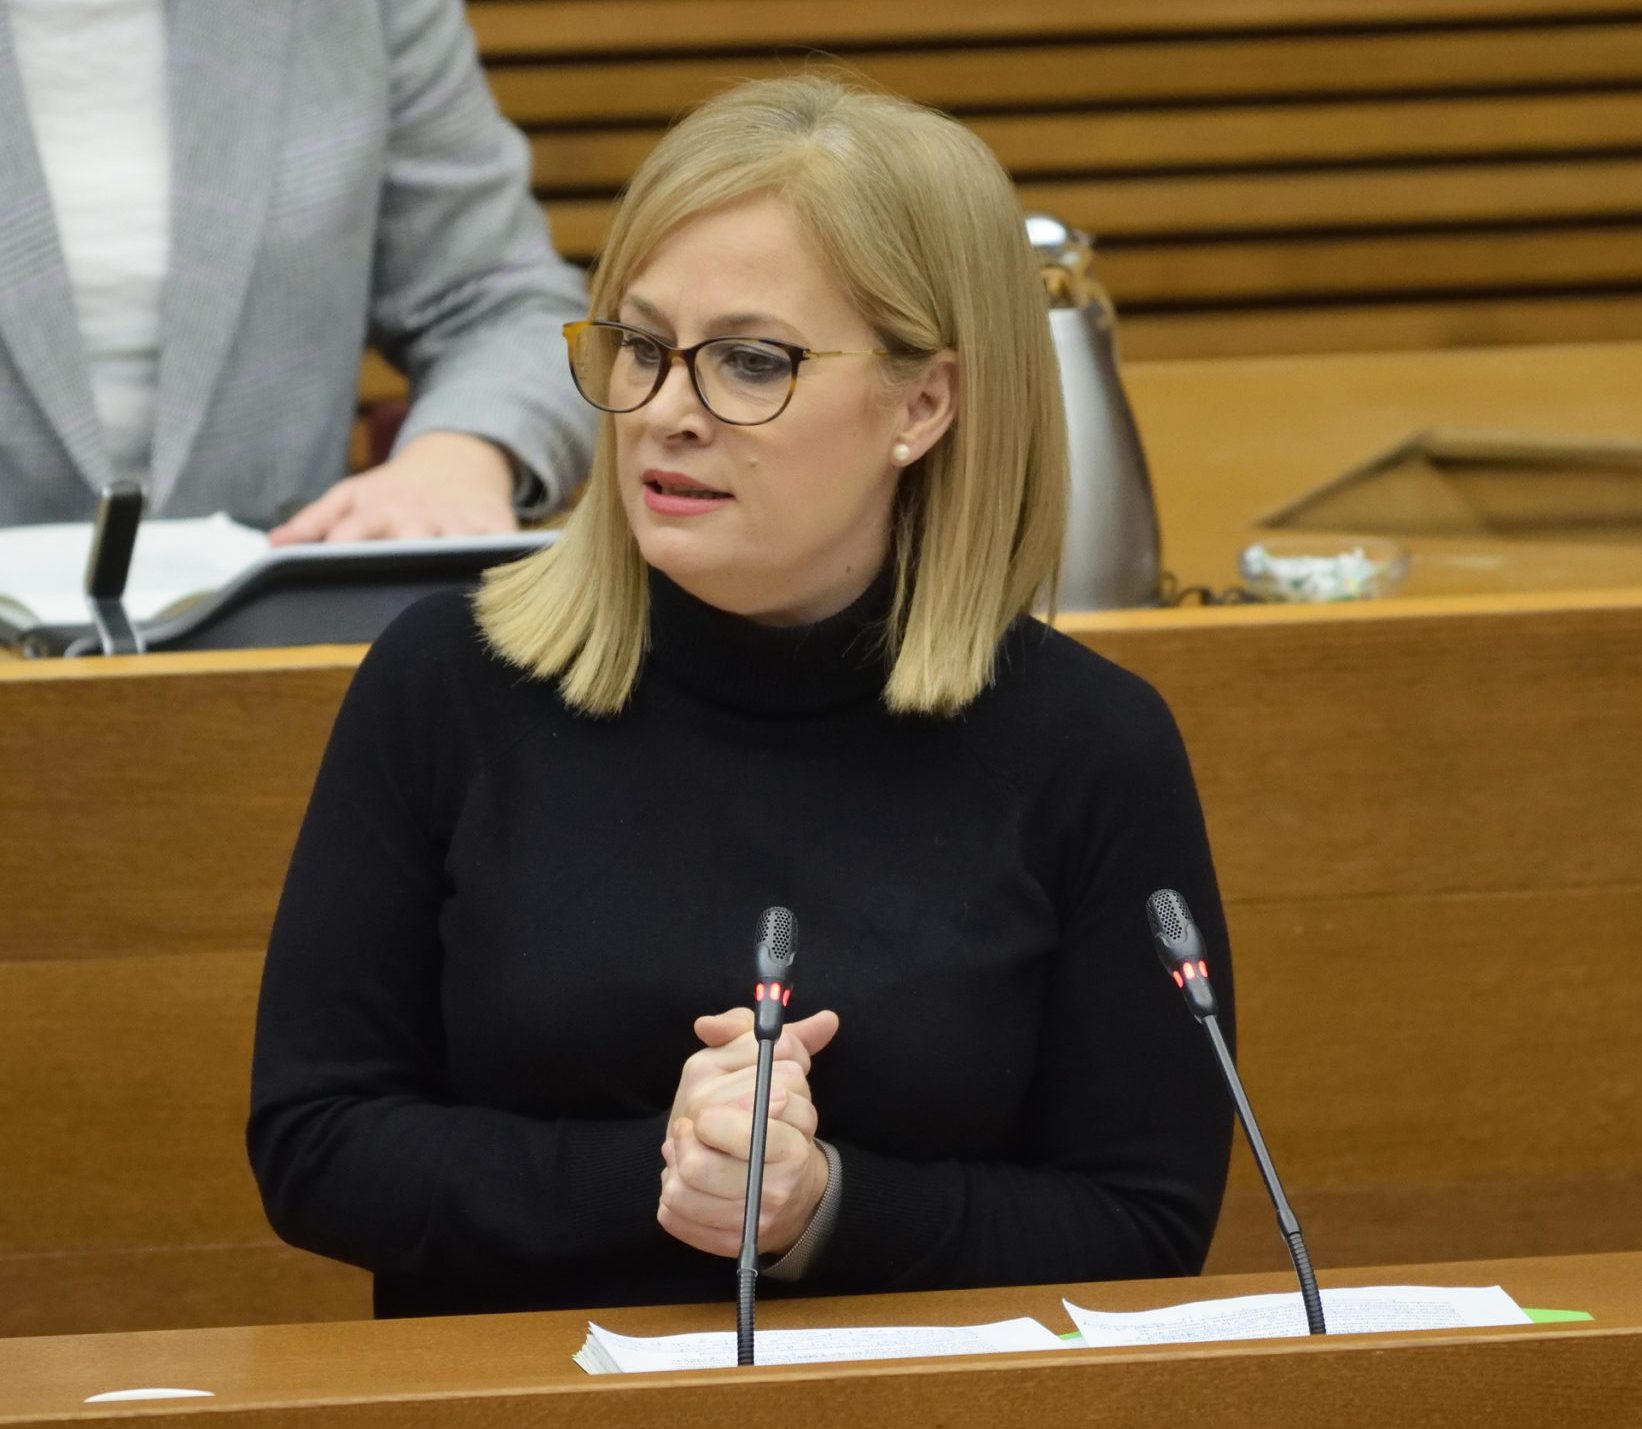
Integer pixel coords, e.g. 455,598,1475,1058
0,652,371,1337
3,592,1639,1335
466,0,1642,360
1063,594,1642,1276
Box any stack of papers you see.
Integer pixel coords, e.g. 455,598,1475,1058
574,1284,1539,1374
1063,1284,1532,1346
576,1317,1064,1374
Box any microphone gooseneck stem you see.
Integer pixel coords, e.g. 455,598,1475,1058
1203,1014,1327,1336
734,1266,757,1368
736,1036,776,1365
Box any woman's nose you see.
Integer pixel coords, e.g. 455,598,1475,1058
647,354,712,429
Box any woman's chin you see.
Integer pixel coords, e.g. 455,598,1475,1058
638,530,743,602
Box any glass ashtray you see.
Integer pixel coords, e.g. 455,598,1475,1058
1238,534,1409,602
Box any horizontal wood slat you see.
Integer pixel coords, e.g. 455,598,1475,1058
976,91,1642,174
486,26,1642,127
0,1244,368,1341
1114,291,1642,358
1016,160,1642,237
1208,889,1642,1276
0,657,353,962
357,351,402,406
1075,600,1642,903
1098,225,1642,304
468,0,1642,58
0,951,275,1254
513,159,1642,260
522,93,1642,191
536,211,1642,305
1208,1172,1642,1274
1218,891,1642,1184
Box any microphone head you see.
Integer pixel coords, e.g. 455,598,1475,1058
753,907,796,1039
755,906,796,983
1146,888,1202,963
1147,888,1217,1019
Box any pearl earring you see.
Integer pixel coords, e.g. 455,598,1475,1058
891,441,913,465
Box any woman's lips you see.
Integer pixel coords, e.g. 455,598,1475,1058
642,469,733,516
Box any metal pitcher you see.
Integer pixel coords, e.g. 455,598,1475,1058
1027,214,1160,609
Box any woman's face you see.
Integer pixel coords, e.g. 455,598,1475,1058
613,193,952,625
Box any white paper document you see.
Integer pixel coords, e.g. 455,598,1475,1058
1064,1284,1532,1348
0,514,269,627
575,1315,1065,1374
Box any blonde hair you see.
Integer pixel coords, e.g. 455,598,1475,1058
478,74,1067,716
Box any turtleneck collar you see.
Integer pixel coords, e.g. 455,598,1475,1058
643,564,895,715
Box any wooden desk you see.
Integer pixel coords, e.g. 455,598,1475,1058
1123,339,1642,596
4,592,1640,1335
1064,592,1642,1278
0,647,370,1333
1,1252,1637,1427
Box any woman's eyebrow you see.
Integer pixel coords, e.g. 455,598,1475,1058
620,294,669,328
709,311,793,334
620,294,799,339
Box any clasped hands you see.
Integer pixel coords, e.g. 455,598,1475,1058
658,1007,839,1259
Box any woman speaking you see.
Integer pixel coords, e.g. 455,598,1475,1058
248,75,1234,1319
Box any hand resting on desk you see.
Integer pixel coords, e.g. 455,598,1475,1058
269,432,519,545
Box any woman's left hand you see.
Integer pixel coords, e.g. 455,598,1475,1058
658,1007,838,1258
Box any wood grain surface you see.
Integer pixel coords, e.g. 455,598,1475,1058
485,27,1642,124
1120,341,1642,593
1,1252,1638,1428
467,0,1642,54
441,0,1642,359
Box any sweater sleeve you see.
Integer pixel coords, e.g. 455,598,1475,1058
246,602,666,1287
367,0,595,508
810,677,1236,1293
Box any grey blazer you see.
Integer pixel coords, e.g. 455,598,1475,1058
0,0,595,528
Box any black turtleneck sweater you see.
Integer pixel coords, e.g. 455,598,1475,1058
248,570,1234,1320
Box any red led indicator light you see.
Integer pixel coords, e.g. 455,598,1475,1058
782,988,791,1006
754,984,765,1002
1171,970,1184,988
1182,963,1196,980
1198,961,1209,978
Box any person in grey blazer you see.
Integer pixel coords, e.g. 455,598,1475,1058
0,0,595,539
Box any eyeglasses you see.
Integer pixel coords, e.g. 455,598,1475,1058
563,319,899,427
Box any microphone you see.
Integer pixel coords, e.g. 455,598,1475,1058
84,482,146,655
1146,888,1326,1336
737,906,795,1366
752,905,795,1041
